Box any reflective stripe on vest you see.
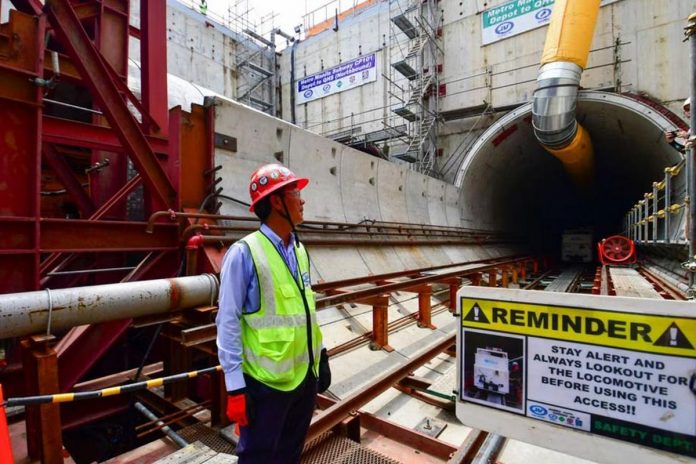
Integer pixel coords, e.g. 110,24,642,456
240,231,322,391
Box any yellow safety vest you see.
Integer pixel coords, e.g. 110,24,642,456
240,231,322,391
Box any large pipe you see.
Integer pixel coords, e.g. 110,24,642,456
0,275,218,339
688,12,696,295
532,0,601,188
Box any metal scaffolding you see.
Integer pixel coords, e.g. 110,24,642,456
387,0,442,176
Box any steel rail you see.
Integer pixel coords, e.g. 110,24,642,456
134,402,188,448
315,258,530,309
636,265,686,300
328,302,451,357
521,268,555,290
136,401,210,439
180,223,499,242
146,210,508,235
200,235,507,247
313,255,521,292
307,333,455,441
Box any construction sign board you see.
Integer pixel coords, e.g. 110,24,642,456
482,0,621,45
456,287,696,462
296,53,377,104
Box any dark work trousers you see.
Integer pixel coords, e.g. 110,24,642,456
236,370,318,464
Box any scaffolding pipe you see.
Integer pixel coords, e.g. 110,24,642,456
0,275,218,339
134,402,189,448
688,12,696,294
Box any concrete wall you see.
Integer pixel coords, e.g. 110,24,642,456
212,96,515,282
128,0,275,109
278,1,392,136
279,0,696,181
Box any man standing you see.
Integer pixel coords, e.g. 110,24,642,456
216,163,331,463
665,98,691,154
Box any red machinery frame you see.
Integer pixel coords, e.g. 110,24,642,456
0,1,220,459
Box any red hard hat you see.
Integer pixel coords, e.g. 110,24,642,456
248,164,309,212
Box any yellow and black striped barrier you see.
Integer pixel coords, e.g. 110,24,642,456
3,365,222,408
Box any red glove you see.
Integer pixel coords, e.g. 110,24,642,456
226,393,249,426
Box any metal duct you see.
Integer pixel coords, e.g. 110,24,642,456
532,0,601,188
0,275,218,339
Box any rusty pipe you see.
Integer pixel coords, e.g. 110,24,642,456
0,275,218,339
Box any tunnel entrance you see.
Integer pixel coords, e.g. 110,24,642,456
457,91,686,258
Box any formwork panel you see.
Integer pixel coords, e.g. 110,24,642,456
287,129,347,223
340,155,381,223
356,247,409,276
376,160,409,223
404,171,431,224
444,184,462,228
310,247,371,283
213,98,290,215
425,178,448,226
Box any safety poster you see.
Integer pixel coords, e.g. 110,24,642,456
459,296,696,458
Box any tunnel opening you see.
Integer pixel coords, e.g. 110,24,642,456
457,91,686,261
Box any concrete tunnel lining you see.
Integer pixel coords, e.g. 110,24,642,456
456,91,686,253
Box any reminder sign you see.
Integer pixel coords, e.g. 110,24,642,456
457,288,696,459
296,53,377,104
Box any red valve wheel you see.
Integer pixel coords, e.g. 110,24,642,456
598,235,636,265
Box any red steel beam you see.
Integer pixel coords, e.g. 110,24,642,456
56,320,132,391
43,116,169,154
44,0,177,208
42,144,96,217
360,412,457,460
40,219,179,252
9,0,42,16
140,0,169,135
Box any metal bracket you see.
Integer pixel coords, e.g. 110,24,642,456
214,133,238,152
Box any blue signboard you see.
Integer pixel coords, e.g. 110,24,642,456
296,53,377,104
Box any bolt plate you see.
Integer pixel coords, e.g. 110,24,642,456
414,416,446,438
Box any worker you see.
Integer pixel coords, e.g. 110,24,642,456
216,163,331,463
199,0,207,16
664,97,691,154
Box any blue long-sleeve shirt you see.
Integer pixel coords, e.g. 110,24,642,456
216,224,300,392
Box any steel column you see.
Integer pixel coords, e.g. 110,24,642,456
45,0,177,208
0,9,45,292
417,284,435,329
665,168,672,243
140,0,169,135
488,269,497,287
652,182,658,243
470,273,482,286
367,294,391,351
688,12,696,293
21,337,63,464
644,197,649,242
445,278,460,311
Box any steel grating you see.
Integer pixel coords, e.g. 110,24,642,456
302,432,400,464
177,423,236,454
